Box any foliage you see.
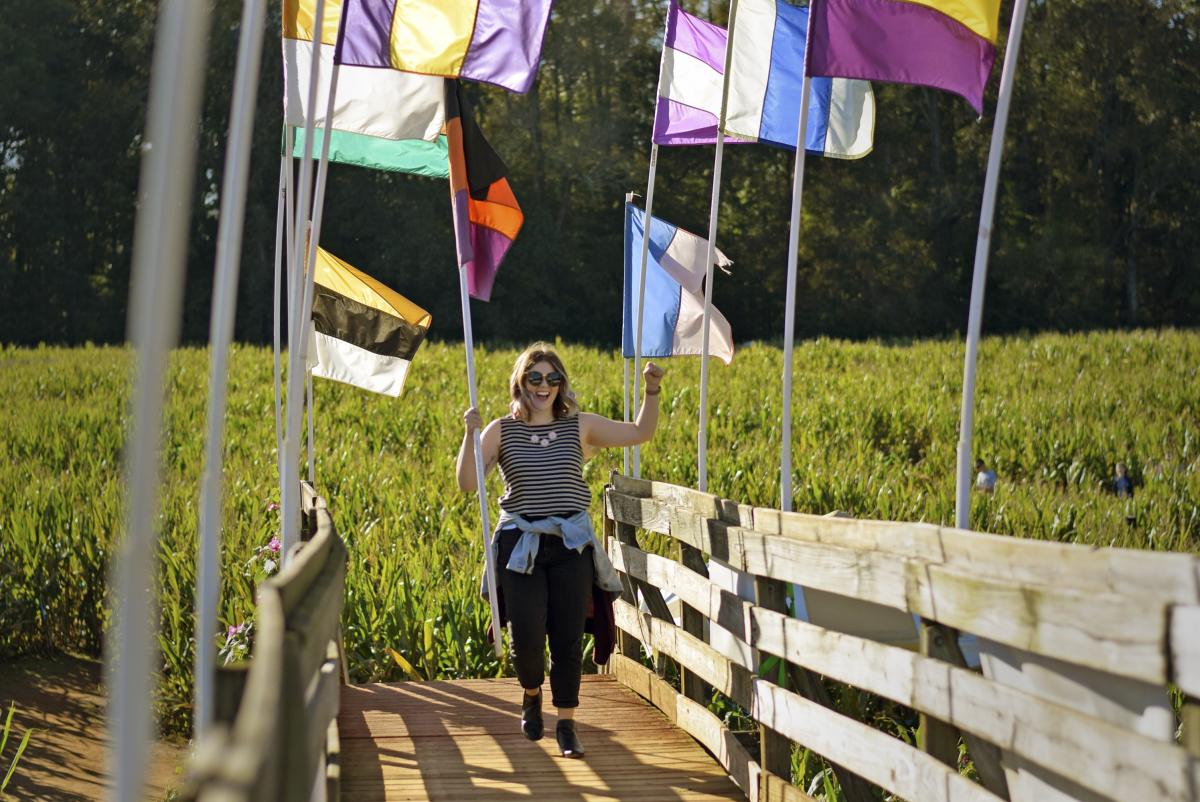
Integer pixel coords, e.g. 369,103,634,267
1,704,34,795
1,1,1199,348
0,332,1197,740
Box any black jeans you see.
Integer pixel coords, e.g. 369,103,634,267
497,528,595,708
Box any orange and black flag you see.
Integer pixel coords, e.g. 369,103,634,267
445,80,523,301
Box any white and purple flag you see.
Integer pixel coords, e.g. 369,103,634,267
653,0,874,158
622,204,734,365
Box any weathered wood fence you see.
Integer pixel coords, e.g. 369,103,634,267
181,485,347,801
603,472,1200,802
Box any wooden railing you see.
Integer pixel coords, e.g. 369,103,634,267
180,485,348,801
603,472,1200,802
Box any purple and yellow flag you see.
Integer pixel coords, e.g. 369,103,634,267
334,0,553,94
806,0,1001,115
445,81,523,301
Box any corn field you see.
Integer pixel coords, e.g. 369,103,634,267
1,330,1197,737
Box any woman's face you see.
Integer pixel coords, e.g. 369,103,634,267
524,359,561,416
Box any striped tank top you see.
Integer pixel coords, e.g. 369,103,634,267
498,416,592,516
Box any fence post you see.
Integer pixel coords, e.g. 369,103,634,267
757,576,876,802
753,577,794,789
1182,698,1199,758
679,543,711,705
919,620,1010,799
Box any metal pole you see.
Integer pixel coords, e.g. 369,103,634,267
696,0,741,493
458,267,504,655
779,80,813,512
307,370,316,484
955,0,1030,529
195,0,268,744
623,358,630,475
273,155,287,481
281,0,326,558
632,145,659,478
108,0,211,797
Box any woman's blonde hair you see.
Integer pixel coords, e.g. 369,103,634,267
508,342,578,421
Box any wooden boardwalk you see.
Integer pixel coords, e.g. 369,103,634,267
338,675,746,802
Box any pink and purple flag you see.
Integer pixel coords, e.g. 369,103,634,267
806,0,1001,115
334,0,553,94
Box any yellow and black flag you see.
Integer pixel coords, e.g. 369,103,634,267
309,248,431,397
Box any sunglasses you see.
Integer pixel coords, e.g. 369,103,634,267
525,370,564,387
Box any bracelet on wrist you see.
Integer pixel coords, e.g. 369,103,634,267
645,386,661,396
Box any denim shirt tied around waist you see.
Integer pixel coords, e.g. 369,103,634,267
479,509,623,599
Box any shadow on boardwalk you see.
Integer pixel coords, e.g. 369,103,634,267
339,675,743,802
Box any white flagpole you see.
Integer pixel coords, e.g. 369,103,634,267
273,156,287,482
623,358,630,475
955,0,1030,529
195,0,268,744
306,370,316,484
632,145,659,478
457,268,504,656
282,0,334,556
697,0,741,493
779,80,813,513
108,0,210,797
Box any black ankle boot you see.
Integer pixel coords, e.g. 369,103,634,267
556,719,584,758
521,690,543,741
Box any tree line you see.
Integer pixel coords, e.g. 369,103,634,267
1,0,1197,348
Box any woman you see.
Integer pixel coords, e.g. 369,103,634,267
456,343,664,758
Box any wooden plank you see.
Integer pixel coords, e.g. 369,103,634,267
326,718,341,802
680,543,712,706
611,543,1197,802
1171,605,1200,698
618,596,1002,802
919,622,1010,800
753,680,1002,802
611,654,761,802
755,506,1200,605
911,563,1168,684
225,586,286,800
339,674,745,802
272,511,336,614
611,490,1174,685
753,577,793,788
918,620,961,769
286,548,348,685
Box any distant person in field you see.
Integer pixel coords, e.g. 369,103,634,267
975,459,997,494
1113,462,1134,498
457,342,665,758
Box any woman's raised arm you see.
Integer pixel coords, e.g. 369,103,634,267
580,362,664,458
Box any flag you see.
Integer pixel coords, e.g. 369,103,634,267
308,247,432,397
334,0,553,95
806,0,1001,115
291,128,449,179
622,204,734,365
653,3,730,146
446,81,523,302
724,0,874,158
653,1,874,158
283,2,446,142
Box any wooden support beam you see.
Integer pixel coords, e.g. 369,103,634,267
920,620,1011,799
757,576,876,802
918,619,961,768
753,577,793,788
680,542,712,705
1183,698,1200,759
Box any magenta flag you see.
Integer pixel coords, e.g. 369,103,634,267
806,0,998,115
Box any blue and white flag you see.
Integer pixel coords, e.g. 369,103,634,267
622,204,734,365
724,0,875,157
